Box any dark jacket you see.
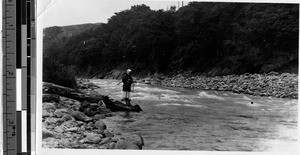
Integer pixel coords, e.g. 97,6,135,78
122,73,133,92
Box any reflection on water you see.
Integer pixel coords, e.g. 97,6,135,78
91,79,298,152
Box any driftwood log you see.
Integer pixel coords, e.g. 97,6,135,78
43,82,104,103
43,82,142,112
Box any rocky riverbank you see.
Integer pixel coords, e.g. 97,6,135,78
141,72,298,99
42,81,144,149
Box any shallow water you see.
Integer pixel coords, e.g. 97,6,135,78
91,79,298,151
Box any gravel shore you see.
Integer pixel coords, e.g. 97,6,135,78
142,72,298,99
42,82,144,149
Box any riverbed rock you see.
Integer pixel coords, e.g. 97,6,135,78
93,114,106,120
86,122,94,130
42,128,54,139
61,114,75,121
115,139,140,150
99,137,112,145
54,109,65,118
122,134,144,149
42,110,53,117
94,121,107,130
67,127,79,132
108,142,116,149
54,126,65,133
43,137,60,148
103,130,114,138
80,133,103,144
68,109,93,122
45,117,61,125
43,102,56,112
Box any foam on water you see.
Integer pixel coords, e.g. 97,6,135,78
160,94,191,103
155,103,204,108
242,95,251,101
284,100,298,105
234,101,260,107
131,92,161,100
134,86,179,94
132,92,192,103
198,91,225,100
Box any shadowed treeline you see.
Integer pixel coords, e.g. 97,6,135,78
43,2,298,88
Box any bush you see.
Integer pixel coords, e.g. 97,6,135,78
43,56,77,88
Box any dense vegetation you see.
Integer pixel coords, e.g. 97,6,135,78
44,2,298,86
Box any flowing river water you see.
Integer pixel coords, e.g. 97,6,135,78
91,79,298,152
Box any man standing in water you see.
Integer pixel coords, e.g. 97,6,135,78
121,69,134,105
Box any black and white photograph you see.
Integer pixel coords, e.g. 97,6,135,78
39,0,298,153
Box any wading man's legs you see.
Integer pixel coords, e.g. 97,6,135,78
123,91,131,105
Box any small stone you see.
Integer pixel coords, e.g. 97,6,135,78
61,114,75,121
98,100,104,106
94,121,106,130
81,101,91,108
54,110,63,118
46,124,55,129
45,117,60,125
42,128,54,139
59,120,78,131
93,114,106,120
43,102,56,112
76,121,84,126
54,126,64,133
67,127,78,132
104,130,114,138
69,109,93,122
42,110,52,117
122,134,144,149
108,142,116,149
115,139,140,150
81,133,103,144
99,137,112,145
87,122,94,129
99,145,108,149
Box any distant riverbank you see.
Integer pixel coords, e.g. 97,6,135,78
139,72,298,99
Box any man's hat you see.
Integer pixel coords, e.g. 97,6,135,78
126,69,132,74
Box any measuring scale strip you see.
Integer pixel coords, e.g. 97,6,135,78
3,0,36,155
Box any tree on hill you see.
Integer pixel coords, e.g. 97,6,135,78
43,2,299,79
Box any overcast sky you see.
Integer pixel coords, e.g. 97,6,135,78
37,0,294,28
38,0,183,28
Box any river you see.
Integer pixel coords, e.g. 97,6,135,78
91,79,298,152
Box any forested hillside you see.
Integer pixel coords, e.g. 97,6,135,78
44,2,298,86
